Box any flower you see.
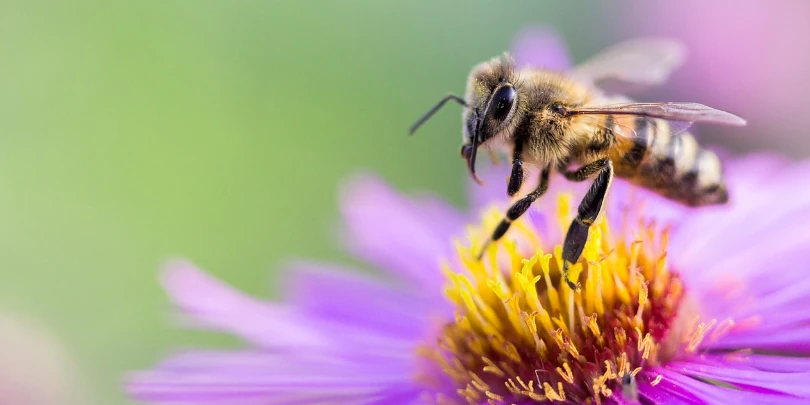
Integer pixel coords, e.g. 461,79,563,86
128,152,810,405
128,31,810,404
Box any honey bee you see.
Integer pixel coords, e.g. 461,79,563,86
410,39,746,288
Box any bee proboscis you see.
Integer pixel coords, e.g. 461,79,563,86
410,39,746,288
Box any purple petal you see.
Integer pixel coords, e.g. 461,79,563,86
723,153,790,189
339,174,462,288
669,361,810,397
689,172,810,276
162,261,417,354
604,178,688,229
703,274,810,352
161,261,328,349
711,326,810,352
465,163,511,215
694,246,810,327
656,366,809,405
670,156,807,285
729,266,810,321
466,164,591,243
284,260,449,341
511,27,571,70
637,369,705,404
701,353,810,373
128,350,418,405
363,387,425,405
671,154,787,253
410,192,471,239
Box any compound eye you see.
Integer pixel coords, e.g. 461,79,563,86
491,86,516,120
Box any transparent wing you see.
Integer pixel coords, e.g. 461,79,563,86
570,102,747,127
575,113,694,141
570,38,686,88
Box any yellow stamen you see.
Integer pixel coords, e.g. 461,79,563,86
543,382,564,402
421,194,709,404
687,319,717,353
650,375,663,386
556,362,574,384
585,313,601,338
481,357,505,378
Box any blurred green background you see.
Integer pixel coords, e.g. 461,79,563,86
1,1,808,404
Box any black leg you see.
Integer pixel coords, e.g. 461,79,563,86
561,160,614,289
507,145,525,197
561,157,610,182
477,165,551,260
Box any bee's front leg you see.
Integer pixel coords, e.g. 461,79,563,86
477,165,551,260
561,159,614,289
507,145,525,197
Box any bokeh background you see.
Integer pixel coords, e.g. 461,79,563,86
1,1,809,404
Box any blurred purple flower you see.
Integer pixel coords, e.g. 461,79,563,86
612,0,810,156
512,27,571,71
128,31,810,404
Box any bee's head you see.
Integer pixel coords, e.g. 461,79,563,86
408,54,523,185
459,55,522,184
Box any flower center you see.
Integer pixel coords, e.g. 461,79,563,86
421,195,716,404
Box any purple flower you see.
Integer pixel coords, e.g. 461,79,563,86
128,154,810,405
128,31,810,404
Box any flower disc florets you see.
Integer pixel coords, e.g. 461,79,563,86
422,196,720,404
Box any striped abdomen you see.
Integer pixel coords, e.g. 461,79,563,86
608,116,728,206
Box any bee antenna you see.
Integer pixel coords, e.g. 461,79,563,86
409,94,467,135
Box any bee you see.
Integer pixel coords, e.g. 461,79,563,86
409,39,746,288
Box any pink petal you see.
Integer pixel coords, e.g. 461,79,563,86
161,260,328,349
284,260,449,340
703,354,810,373
637,368,704,404
669,361,810,397
657,367,808,405
338,174,461,288
128,350,418,405
711,326,810,352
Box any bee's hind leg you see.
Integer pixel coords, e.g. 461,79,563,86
477,165,551,260
561,159,614,289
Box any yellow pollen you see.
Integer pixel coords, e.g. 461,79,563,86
481,357,505,378
543,382,565,402
585,314,601,338
484,390,503,401
687,319,717,352
421,195,709,404
650,375,663,386
556,363,574,384
603,361,616,380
